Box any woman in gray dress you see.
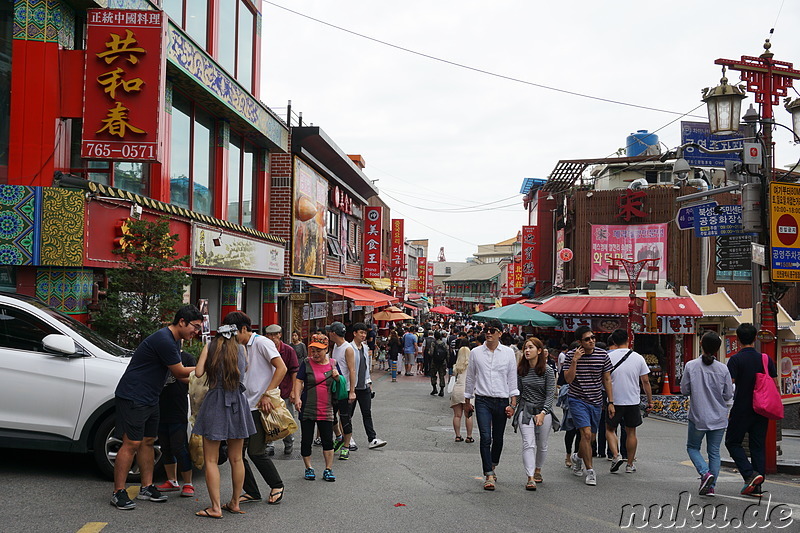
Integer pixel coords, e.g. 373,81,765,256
192,324,256,518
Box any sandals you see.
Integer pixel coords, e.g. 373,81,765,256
483,478,496,491
239,494,261,504
454,436,464,442
221,504,245,514
533,472,543,483
196,508,222,519
465,437,475,443
526,481,537,491
268,488,284,505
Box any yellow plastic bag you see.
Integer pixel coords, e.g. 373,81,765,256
189,433,204,470
188,371,209,469
259,388,298,442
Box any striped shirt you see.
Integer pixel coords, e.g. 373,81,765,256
563,347,612,405
516,366,557,426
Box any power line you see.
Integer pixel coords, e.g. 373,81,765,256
263,1,706,119
390,207,480,247
380,187,521,211
382,191,521,213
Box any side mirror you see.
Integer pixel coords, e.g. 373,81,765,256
42,334,78,357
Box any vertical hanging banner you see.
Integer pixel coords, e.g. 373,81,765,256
82,9,166,161
521,225,539,283
363,206,382,278
506,261,516,296
514,258,524,293
391,219,404,272
417,257,427,293
427,262,434,295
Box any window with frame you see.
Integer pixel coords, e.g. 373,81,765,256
217,0,255,91
170,91,215,216
162,0,209,49
227,134,258,227
0,306,59,352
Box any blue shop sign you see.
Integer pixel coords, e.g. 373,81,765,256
680,122,745,168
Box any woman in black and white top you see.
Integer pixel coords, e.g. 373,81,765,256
513,336,557,491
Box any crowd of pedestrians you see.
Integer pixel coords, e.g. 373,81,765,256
108,306,777,517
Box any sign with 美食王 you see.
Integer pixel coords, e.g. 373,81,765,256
82,9,166,162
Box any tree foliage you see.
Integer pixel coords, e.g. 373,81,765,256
93,216,190,349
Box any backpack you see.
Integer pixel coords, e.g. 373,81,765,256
432,341,448,364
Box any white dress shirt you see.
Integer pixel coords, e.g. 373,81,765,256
464,343,519,399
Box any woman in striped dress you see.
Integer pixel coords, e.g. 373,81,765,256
512,336,557,491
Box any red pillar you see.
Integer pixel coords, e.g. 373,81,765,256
262,279,278,326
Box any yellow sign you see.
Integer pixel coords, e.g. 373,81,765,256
769,182,800,282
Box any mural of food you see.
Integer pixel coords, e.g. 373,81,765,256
296,195,317,222
292,158,327,277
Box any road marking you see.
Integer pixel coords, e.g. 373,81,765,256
713,492,800,513
76,523,107,533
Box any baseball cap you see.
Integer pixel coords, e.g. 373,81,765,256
264,324,282,334
309,333,329,349
326,321,346,337
417,326,424,333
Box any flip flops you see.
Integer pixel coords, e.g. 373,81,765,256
268,488,284,505
196,508,222,519
222,504,245,514
239,494,261,504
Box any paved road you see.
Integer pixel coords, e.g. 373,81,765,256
2,370,799,532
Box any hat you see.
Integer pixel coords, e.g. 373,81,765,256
309,333,329,349
417,326,424,333
264,324,282,334
326,321,346,337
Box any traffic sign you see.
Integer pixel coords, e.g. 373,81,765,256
676,201,717,230
693,204,744,238
770,182,800,281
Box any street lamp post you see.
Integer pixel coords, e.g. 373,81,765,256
609,257,660,347
709,40,800,475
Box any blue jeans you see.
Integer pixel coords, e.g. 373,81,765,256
686,420,724,488
474,396,509,476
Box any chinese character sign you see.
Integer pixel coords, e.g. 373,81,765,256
521,225,539,283
427,262,434,294
417,257,426,292
391,218,404,270
506,261,516,296
82,9,166,161
363,207,382,278
513,259,524,293
590,224,668,281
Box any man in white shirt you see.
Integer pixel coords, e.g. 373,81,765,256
605,329,652,474
327,321,357,460
222,312,287,505
350,322,387,450
464,319,519,491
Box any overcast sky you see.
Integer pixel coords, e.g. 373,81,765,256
260,0,800,262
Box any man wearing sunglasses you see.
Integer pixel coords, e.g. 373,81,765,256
464,319,519,491
563,325,614,487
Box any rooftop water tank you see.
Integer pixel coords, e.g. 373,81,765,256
626,130,659,157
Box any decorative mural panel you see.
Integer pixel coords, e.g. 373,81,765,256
262,279,277,304
0,185,38,265
13,0,75,48
40,188,84,266
221,278,241,306
35,268,93,314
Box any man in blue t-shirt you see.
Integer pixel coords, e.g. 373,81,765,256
111,305,203,511
402,326,418,376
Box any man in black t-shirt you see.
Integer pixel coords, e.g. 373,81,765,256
111,306,202,510
725,323,778,497
155,350,197,497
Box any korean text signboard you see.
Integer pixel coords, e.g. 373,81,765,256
521,225,539,282
693,204,744,238
590,224,668,281
417,257,427,293
680,121,745,168
391,219,404,281
427,262,434,295
362,206,382,278
770,183,800,282
780,344,800,402
82,10,166,161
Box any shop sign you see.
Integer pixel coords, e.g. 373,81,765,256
193,224,284,276
292,158,327,278
82,9,165,161
331,186,353,215
506,261,516,296
780,344,800,400
427,262,434,294
617,190,647,222
590,224,667,282
680,121,745,168
724,335,741,362
554,229,565,288
417,257,426,293
558,315,694,334
521,225,539,282
769,182,800,282
331,300,347,316
363,207,382,278
560,316,592,331
302,302,328,320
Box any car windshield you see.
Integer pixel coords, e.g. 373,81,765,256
31,300,132,357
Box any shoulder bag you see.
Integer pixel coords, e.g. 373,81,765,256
753,353,784,420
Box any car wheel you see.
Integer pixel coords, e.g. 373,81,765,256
93,415,162,482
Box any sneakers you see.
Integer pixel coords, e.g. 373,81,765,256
322,468,336,482
349,438,358,451
266,445,275,456
571,453,584,476
585,469,597,486
339,448,350,460
625,463,637,474
610,455,624,474
284,444,293,455
313,438,322,446
180,484,195,497
333,436,345,452
430,388,438,395
699,472,715,496
304,467,316,480
111,489,136,510
748,485,764,498
368,438,387,449
137,484,167,502
156,480,180,492
438,390,444,397
705,487,716,497
740,474,764,495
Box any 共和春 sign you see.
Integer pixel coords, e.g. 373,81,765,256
82,9,166,162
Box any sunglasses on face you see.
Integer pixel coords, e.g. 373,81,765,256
581,335,596,342
485,327,499,334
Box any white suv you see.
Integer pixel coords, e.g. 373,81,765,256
0,291,160,479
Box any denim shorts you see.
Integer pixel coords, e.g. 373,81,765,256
568,396,602,433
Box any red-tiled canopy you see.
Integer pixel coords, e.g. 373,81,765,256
536,296,702,317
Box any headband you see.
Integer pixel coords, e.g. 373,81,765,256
218,324,238,339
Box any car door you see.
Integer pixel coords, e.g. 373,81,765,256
0,303,85,439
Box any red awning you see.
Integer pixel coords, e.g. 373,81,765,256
536,296,702,317
312,284,398,307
